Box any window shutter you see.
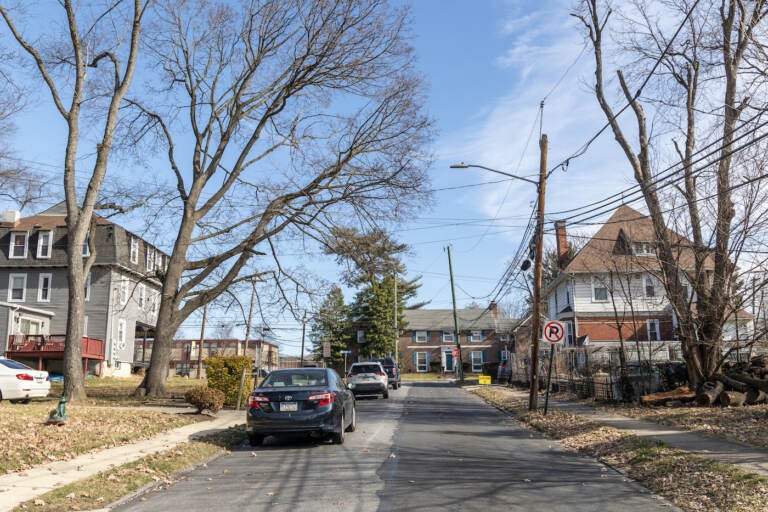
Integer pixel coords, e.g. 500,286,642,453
440,331,444,342
481,330,486,341
482,350,487,362
426,331,430,341
412,332,416,342
498,351,502,360
413,352,417,365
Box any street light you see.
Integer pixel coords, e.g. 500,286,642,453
450,134,548,411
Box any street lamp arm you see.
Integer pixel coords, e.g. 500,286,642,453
450,163,539,186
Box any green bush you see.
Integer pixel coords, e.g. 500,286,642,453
205,355,253,407
184,385,225,414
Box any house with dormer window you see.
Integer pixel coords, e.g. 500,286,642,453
395,302,517,374
0,204,168,376
541,205,752,357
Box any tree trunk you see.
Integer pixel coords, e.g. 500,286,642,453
745,388,767,405
716,373,748,392
720,390,746,407
63,261,87,401
696,380,724,406
640,386,696,406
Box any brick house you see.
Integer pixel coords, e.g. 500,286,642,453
397,302,517,374
169,338,279,378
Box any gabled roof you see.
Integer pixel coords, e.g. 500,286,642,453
402,308,517,331
562,204,708,274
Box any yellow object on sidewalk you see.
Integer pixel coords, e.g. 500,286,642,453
478,375,491,385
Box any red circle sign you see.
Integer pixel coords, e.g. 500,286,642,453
543,321,565,343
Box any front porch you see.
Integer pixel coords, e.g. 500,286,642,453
5,334,106,372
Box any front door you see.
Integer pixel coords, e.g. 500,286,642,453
443,352,454,372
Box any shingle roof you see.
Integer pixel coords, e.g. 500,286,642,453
402,308,517,331
563,204,711,273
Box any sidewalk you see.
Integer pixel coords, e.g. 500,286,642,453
501,387,768,478
0,409,245,512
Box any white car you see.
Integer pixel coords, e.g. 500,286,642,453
0,357,51,403
346,362,388,399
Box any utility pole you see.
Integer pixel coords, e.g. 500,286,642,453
447,245,463,382
299,314,307,366
244,280,256,359
196,303,207,379
529,133,548,410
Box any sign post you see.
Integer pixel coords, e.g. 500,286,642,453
341,349,351,376
542,320,565,415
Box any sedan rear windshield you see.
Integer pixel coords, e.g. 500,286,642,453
260,371,327,387
351,364,381,373
0,359,32,370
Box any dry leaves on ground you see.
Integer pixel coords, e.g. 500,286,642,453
0,401,196,474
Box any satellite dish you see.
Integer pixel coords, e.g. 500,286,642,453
520,259,531,271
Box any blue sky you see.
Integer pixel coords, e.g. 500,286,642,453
3,1,644,355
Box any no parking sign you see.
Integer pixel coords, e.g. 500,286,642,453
542,320,565,344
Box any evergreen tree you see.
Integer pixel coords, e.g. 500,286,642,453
309,286,352,368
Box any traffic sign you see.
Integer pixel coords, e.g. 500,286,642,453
542,320,565,344
340,350,351,354
323,342,331,358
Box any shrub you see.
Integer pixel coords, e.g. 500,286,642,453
184,385,225,414
205,355,253,407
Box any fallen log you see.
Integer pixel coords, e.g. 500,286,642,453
716,373,748,392
696,380,724,406
746,388,768,405
720,390,746,407
640,386,696,406
727,372,768,393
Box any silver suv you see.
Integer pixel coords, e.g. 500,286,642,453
346,362,389,399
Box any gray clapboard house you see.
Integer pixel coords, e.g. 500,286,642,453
0,204,165,377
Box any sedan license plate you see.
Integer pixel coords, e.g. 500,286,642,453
280,401,297,412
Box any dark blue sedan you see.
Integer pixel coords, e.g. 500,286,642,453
246,367,356,446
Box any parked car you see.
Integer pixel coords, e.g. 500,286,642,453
347,362,388,399
376,357,401,390
246,367,355,446
0,357,51,403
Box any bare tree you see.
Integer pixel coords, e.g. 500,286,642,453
129,0,432,396
0,1,145,400
575,0,768,387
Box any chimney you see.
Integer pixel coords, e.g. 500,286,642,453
555,220,568,269
2,210,20,225
488,300,498,319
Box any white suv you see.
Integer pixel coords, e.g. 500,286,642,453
346,362,389,399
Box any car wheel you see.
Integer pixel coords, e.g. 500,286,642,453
382,389,389,399
331,412,345,444
345,406,357,432
249,434,264,447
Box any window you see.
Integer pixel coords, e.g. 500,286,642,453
130,238,139,264
592,276,608,302
565,321,574,345
467,330,483,342
8,273,26,302
82,235,90,257
632,241,653,255
442,331,455,342
9,232,27,258
37,231,52,258
146,247,154,271
138,284,146,309
469,351,484,372
120,279,129,305
151,291,159,314
414,330,428,342
84,272,92,302
500,349,511,361
38,273,52,302
20,318,40,335
647,319,660,341
155,251,163,271
83,315,89,337
414,352,428,372
356,330,366,344
644,274,656,298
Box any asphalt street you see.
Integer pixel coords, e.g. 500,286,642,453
113,381,679,512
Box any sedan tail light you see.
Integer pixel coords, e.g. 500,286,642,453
248,394,270,409
307,392,334,408
375,371,386,377
347,371,357,377
16,373,34,381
